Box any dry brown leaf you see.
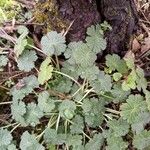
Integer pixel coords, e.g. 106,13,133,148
132,38,141,52
141,36,150,52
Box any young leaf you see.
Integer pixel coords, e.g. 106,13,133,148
58,100,76,119
106,135,128,150
20,131,45,150
70,115,84,134
24,103,44,126
113,73,122,81
41,31,66,56
44,128,57,144
71,84,85,102
122,70,137,91
107,118,129,137
52,77,72,93
131,112,150,134
78,65,100,81
17,26,29,35
17,50,37,72
90,71,112,93
136,67,147,92
14,26,29,57
82,98,105,127
65,42,96,67
73,43,96,67
100,21,112,31
8,144,17,150
124,51,135,69
10,75,39,101
120,94,147,124
66,134,82,147
37,91,55,113
11,101,26,126
133,130,150,150
38,57,53,85
85,133,104,150
65,41,83,64
111,83,130,103
14,39,27,57
0,129,13,149
86,24,107,53
45,132,67,145
61,62,79,79
106,54,128,73
54,134,67,145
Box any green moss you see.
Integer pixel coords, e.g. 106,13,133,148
34,0,69,33
0,0,20,23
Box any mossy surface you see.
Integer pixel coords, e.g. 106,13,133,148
34,0,69,33
0,0,20,24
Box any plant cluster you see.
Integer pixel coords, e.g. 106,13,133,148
0,21,150,150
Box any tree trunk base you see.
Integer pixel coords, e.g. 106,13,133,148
99,0,138,55
36,0,138,56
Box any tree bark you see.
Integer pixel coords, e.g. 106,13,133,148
37,0,138,56
57,0,100,42
100,0,138,55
